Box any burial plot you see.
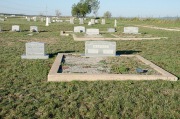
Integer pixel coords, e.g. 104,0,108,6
123,27,139,34
108,28,116,32
74,26,85,33
101,19,105,24
21,42,49,59
30,26,38,32
85,41,116,57
86,29,99,35
12,25,20,32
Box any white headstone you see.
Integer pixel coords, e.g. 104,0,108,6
86,29,99,35
46,17,49,26
101,19,105,24
95,19,98,24
40,18,44,22
74,26,85,32
30,26,38,32
85,41,116,57
108,28,116,32
91,19,95,24
79,18,84,24
12,25,20,32
21,42,49,59
114,19,117,27
33,17,37,22
70,18,74,24
48,17,51,23
27,17,30,22
88,21,92,26
123,27,139,34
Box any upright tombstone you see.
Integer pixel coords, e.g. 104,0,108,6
12,25,20,32
86,29,99,35
79,18,84,24
21,42,49,59
27,17,30,22
30,26,38,32
85,41,116,57
48,17,51,23
114,19,117,27
88,21,92,26
40,17,44,22
46,17,49,26
101,19,105,24
123,27,139,34
91,19,95,24
95,19,99,24
70,18,74,24
74,26,85,33
108,28,116,32
33,17,37,22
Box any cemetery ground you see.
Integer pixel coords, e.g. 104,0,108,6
0,17,180,118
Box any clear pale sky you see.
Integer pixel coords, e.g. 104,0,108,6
0,0,180,17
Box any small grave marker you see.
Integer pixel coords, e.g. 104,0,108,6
101,19,105,24
21,42,49,59
30,26,38,32
86,29,99,35
74,26,85,32
12,25,20,32
85,41,116,57
108,28,116,32
123,27,139,34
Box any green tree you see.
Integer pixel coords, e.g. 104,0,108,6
104,11,112,19
86,0,100,17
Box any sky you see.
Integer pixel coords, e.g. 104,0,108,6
0,0,180,17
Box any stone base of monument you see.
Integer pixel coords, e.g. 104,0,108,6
48,53,178,82
21,55,49,59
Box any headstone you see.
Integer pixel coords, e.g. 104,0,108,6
108,28,116,32
123,27,139,34
21,42,49,59
46,17,49,26
27,17,30,22
30,26,38,32
40,17,44,22
70,18,74,24
88,21,92,26
48,17,51,23
86,29,99,35
85,41,116,57
74,26,85,33
79,18,84,24
56,20,63,22
12,25,20,32
33,17,37,22
91,19,95,24
95,19,98,24
101,19,105,24
114,19,117,27
0,18,5,21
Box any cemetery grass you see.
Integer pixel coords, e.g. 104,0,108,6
0,18,180,118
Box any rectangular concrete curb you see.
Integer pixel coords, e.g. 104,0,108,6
48,53,178,82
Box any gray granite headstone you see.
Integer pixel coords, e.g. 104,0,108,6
108,28,116,32
74,26,85,32
86,29,99,35
21,42,49,59
30,26,38,32
12,25,20,32
123,27,139,34
85,41,116,57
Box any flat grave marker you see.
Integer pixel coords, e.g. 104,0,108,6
12,25,20,32
30,26,38,32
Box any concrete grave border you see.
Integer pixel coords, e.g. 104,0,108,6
48,53,178,82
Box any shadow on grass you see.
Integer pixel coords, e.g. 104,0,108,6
48,50,75,58
116,50,141,55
